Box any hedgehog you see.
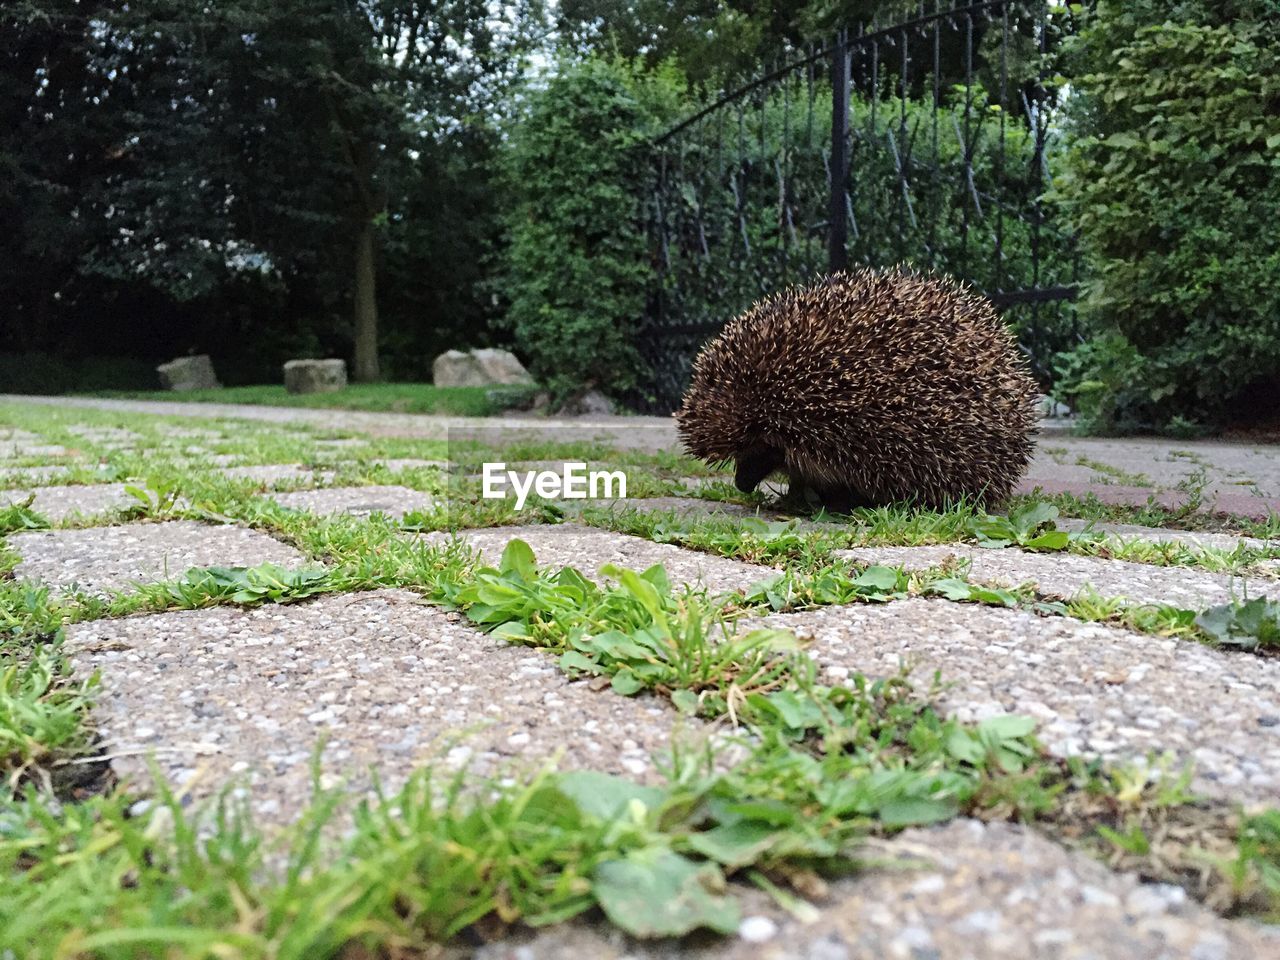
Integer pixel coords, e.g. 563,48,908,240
675,266,1040,512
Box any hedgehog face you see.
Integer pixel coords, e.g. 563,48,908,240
733,446,785,493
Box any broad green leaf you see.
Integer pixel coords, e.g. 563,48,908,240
610,668,645,695
592,850,740,938
851,565,900,591
498,539,537,580
686,821,779,867
876,797,955,827
670,689,700,715
554,771,664,821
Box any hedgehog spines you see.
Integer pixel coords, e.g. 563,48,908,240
675,265,1039,511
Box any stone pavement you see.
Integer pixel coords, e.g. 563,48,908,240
7,394,1280,517
3,400,1280,957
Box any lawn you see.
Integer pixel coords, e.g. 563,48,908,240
90,382,527,417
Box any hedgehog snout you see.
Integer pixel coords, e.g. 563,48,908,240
734,446,785,493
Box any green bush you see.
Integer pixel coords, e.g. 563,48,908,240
499,58,680,401
1055,1,1280,432
0,354,158,394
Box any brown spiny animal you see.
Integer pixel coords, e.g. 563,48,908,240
675,266,1040,511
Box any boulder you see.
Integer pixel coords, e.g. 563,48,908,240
557,389,613,417
471,348,535,386
284,359,347,395
432,348,533,388
156,355,220,391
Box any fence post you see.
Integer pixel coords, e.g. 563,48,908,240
828,29,850,273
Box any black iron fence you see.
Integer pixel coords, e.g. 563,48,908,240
636,0,1080,413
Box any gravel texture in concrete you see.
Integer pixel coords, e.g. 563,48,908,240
753,599,1280,803
466,819,1280,960
64,589,685,826
0,464,74,484
220,464,335,486
0,441,71,459
0,482,134,521
423,523,773,594
368,458,447,472
836,544,1276,609
9,520,308,594
1058,518,1275,554
266,484,435,518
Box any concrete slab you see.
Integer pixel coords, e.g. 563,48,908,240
63,589,684,827
421,523,773,594
470,819,1280,960
836,544,1276,610
755,599,1280,804
221,464,334,486
266,485,434,518
9,521,308,594
0,483,134,521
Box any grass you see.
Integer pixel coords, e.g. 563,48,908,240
2,400,1280,952
86,382,527,417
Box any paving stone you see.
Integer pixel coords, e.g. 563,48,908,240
467,819,1280,960
1058,518,1275,554
368,458,447,472
0,428,42,442
65,426,143,443
9,520,308,594
753,599,1280,804
266,484,434,518
63,589,684,827
422,523,773,594
0,442,71,459
314,438,368,450
0,464,73,484
0,483,134,521
835,544,1276,609
221,464,334,485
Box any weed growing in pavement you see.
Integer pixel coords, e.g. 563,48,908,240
966,502,1073,550
0,498,49,535
0,640,100,794
1195,598,1280,653
3,404,1280,950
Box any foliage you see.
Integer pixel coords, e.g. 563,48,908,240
1195,598,1280,653
1055,1,1280,431
0,498,49,535
967,503,1072,551
0,642,99,793
499,57,682,400
1,0,537,385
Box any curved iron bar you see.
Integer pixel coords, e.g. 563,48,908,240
635,0,1081,412
654,0,1015,146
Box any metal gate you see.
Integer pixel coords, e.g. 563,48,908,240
635,0,1081,414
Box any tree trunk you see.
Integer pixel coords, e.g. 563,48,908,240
352,216,380,382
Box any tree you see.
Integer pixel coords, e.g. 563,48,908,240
1,0,541,383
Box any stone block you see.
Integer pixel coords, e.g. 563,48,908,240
432,348,533,388
156,355,220,391
283,359,347,394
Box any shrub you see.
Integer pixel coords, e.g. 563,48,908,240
499,58,681,401
0,354,158,394
1055,1,1280,432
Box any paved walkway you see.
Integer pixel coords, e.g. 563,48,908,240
6,394,1278,517
3,398,1280,957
